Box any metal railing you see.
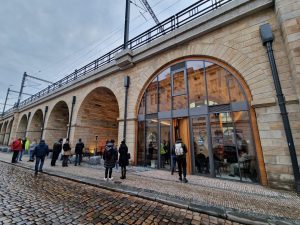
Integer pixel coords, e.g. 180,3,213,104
5,0,232,114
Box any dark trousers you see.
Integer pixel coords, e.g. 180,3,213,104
35,156,45,172
75,153,82,166
105,167,112,178
177,157,187,179
11,151,19,163
51,151,60,166
62,155,69,166
121,166,126,178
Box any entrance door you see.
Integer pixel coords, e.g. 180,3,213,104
173,117,191,174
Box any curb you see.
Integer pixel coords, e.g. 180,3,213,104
1,160,299,225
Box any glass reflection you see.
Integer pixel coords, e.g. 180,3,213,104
173,70,186,95
146,119,158,168
158,69,171,112
206,62,230,105
146,78,158,114
187,61,206,108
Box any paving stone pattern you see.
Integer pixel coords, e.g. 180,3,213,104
0,162,243,225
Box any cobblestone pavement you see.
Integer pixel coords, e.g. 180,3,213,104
0,162,243,225
0,152,300,224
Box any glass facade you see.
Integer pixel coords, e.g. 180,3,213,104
137,60,258,183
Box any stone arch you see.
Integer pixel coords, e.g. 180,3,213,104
0,121,8,145
27,109,43,142
4,119,14,145
74,87,120,154
44,101,69,146
16,114,28,139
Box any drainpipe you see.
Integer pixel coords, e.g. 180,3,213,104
67,96,76,140
123,76,130,142
40,106,48,140
6,117,14,146
260,24,300,192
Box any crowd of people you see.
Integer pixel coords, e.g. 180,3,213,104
10,137,130,179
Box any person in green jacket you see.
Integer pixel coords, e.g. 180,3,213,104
25,138,30,154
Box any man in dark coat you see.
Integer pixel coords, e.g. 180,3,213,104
118,140,129,179
103,140,117,181
172,138,188,183
33,140,49,175
74,138,84,166
51,138,63,166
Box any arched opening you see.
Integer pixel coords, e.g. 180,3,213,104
136,58,260,183
0,121,8,145
44,101,69,146
16,115,28,139
27,109,43,142
74,87,119,155
4,119,14,145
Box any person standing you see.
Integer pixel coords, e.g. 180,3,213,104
172,138,188,183
160,140,167,168
51,138,63,166
28,139,37,162
62,138,71,167
11,138,22,163
33,140,49,175
18,137,27,161
103,140,117,181
74,138,84,166
118,140,129,179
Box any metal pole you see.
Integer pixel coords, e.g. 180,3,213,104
67,96,76,140
6,117,14,146
124,0,130,49
2,88,10,116
17,72,27,108
123,76,130,142
260,24,300,192
40,106,48,140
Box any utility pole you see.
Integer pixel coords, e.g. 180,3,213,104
16,72,27,108
124,0,130,49
2,88,10,116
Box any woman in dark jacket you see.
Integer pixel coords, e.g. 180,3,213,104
118,140,129,179
103,141,117,181
62,139,71,167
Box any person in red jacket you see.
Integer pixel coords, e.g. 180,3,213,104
11,138,22,163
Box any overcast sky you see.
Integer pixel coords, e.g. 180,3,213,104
0,0,197,111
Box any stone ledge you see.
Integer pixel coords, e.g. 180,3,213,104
115,49,134,69
251,97,276,108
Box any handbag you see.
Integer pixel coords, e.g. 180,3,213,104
127,153,131,160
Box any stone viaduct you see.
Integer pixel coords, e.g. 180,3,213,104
1,0,300,191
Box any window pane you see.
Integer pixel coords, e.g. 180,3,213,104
159,120,171,170
206,62,230,105
146,78,158,114
158,69,171,112
173,70,186,95
138,94,145,115
192,117,209,175
137,121,145,166
173,95,187,110
228,78,246,103
187,61,206,108
146,119,158,168
232,111,258,182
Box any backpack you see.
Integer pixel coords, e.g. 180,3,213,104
175,143,184,156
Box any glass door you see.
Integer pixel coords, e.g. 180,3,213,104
191,117,210,175
159,120,171,170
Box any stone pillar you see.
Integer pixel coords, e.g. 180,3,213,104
275,0,300,101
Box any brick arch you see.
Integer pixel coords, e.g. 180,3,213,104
44,101,69,146
73,87,120,153
16,114,28,139
27,109,43,142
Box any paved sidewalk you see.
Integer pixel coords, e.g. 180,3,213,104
0,151,300,225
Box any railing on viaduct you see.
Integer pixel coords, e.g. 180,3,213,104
3,0,232,116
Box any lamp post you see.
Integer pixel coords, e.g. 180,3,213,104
94,135,98,156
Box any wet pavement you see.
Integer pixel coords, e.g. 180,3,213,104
0,161,243,225
0,151,300,224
